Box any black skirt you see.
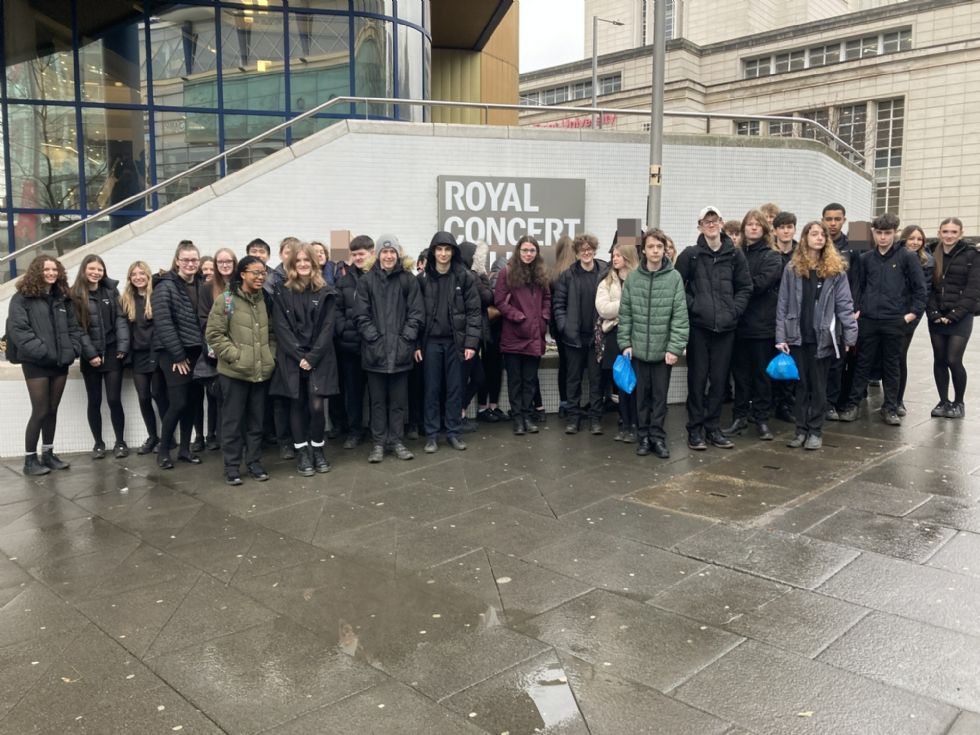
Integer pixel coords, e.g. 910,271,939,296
80,349,123,375
929,313,973,338
22,362,69,380
600,327,620,370
130,349,158,374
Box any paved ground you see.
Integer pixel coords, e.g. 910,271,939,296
1,334,979,734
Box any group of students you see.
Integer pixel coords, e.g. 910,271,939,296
5,204,977,480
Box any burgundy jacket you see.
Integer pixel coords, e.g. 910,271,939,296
493,266,551,356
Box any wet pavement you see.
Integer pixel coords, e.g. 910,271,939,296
2,334,980,734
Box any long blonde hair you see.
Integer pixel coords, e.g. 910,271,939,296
120,261,154,321
791,222,846,278
284,243,326,292
604,242,639,287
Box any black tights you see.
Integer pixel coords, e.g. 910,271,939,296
160,381,203,456
133,369,168,439
25,374,68,453
83,368,125,446
290,373,325,444
193,391,219,439
931,332,970,404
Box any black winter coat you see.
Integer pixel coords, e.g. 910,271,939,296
674,234,752,333
927,241,980,324
334,266,366,355
553,260,609,347
151,270,206,361
7,289,82,368
270,284,339,398
834,233,863,309
354,259,424,373
736,240,784,340
417,252,482,352
78,277,130,360
855,245,927,321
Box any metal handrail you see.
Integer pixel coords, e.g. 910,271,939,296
1,96,864,267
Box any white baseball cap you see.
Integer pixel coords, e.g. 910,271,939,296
698,206,723,221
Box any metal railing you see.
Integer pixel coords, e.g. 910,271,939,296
1,96,865,269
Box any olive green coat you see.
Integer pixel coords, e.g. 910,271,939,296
205,287,277,383
618,259,689,362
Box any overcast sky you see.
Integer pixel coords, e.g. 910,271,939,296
519,0,586,73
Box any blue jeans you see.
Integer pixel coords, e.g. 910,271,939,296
423,338,464,438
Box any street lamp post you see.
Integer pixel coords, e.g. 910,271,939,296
647,0,667,227
592,16,624,129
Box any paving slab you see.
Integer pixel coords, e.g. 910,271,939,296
947,710,980,734
818,552,980,637
517,589,742,693
705,447,865,490
673,524,860,589
815,478,933,516
851,461,980,500
673,639,958,734
358,481,494,523
561,497,715,548
0,516,141,570
926,530,980,576
438,502,576,557
804,507,956,562
818,611,980,712
907,495,980,533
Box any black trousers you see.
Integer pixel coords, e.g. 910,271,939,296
565,344,603,421
367,371,408,446
503,353,540,419
159,348,202,455
635,359,671,441
423,338,464,438
827,350,858,410
685,327,735,433
219,376,267,469
339,350,366,437
790,344,830,436
848,317,905,413
731,337,774,422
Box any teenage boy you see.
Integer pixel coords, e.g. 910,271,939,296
416,231,482,453
838,213,926,425
760,202,780,227
335,235,375,448
554,233,609,435
246,238,271,263
822,203,862,420
771,211,798,423
354,235,424,463
675,206,752,450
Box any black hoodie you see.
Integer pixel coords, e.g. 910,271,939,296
674,233,752,332
417,231,482,351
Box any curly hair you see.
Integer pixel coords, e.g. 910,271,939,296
120,261,154,322
791,221,846,279
506,235,549,290
284,242,326,293
15,255,70,298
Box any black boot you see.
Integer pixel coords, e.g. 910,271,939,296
41,449,70,470
722,417,748,436
23,453,50,476
296,446,315,477
524,416,539,434
311,445,331,473
513,417,526,436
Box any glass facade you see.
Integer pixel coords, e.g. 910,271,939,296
0,0,431,272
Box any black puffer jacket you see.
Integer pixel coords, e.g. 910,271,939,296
553,259,609,347
736,240,784,340
7,289,82,368
855,245,927,320
334,265,367,355
834,233,863,309
270,284,339,398
151,270,206,361
674,234,752,333
418,234,482,351
354,258,424,373
927,240,980,324
78,277,130,360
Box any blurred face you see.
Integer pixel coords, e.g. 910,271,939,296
939,222,962,247
247,245,269,263
805,226,826,252
129,266,149,290
822,210,845,239
577,241,595,267
215,252,235,277
644,236,665,266
518,242,537,264
312,244,327,266
379,248,398,270
744,218,764,243
434,244,453,266
84,260,104,287
42,260,59,284
905,230,925,253
873,228,896,250
665,242,676,261
200,260,214,281
280,245,293,264
294,251,313,277
176,249,200,279
351,248,372,269
765,212,776,226
775,223,796,245
611,249,624,271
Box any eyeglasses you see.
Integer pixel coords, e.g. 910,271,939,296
519,249,537,255
243,270,267,277
178,257,200,264
216,259,234,265
700,219,721,227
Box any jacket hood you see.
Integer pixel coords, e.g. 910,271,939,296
426,231,463,276
458,240,476,269
639,257,675,275
696,233,736,255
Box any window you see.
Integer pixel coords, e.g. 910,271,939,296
808,43,840,67
836,103,867,161
744,57,771,79
598,74,621,95
736,120,760,136
768,120,794,137
845,35,879,60
800,109,831,143
774,50,804,73
520,92,538,106
882,29,912,53
571,80,592,100
541,85,568,105
664,0,676,41
874,98,904,214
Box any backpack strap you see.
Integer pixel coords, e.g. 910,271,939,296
223,290,234,317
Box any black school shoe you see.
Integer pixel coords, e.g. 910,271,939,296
688,431,707,451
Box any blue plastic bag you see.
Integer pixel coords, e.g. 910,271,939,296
766,352,800,381
613,354,637,394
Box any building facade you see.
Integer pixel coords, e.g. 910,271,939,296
525,0,980,227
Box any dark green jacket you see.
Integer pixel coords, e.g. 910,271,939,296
205,286,276,383
618,259,689,362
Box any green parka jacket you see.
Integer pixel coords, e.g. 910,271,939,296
617,258,689,362
204,286,277,383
